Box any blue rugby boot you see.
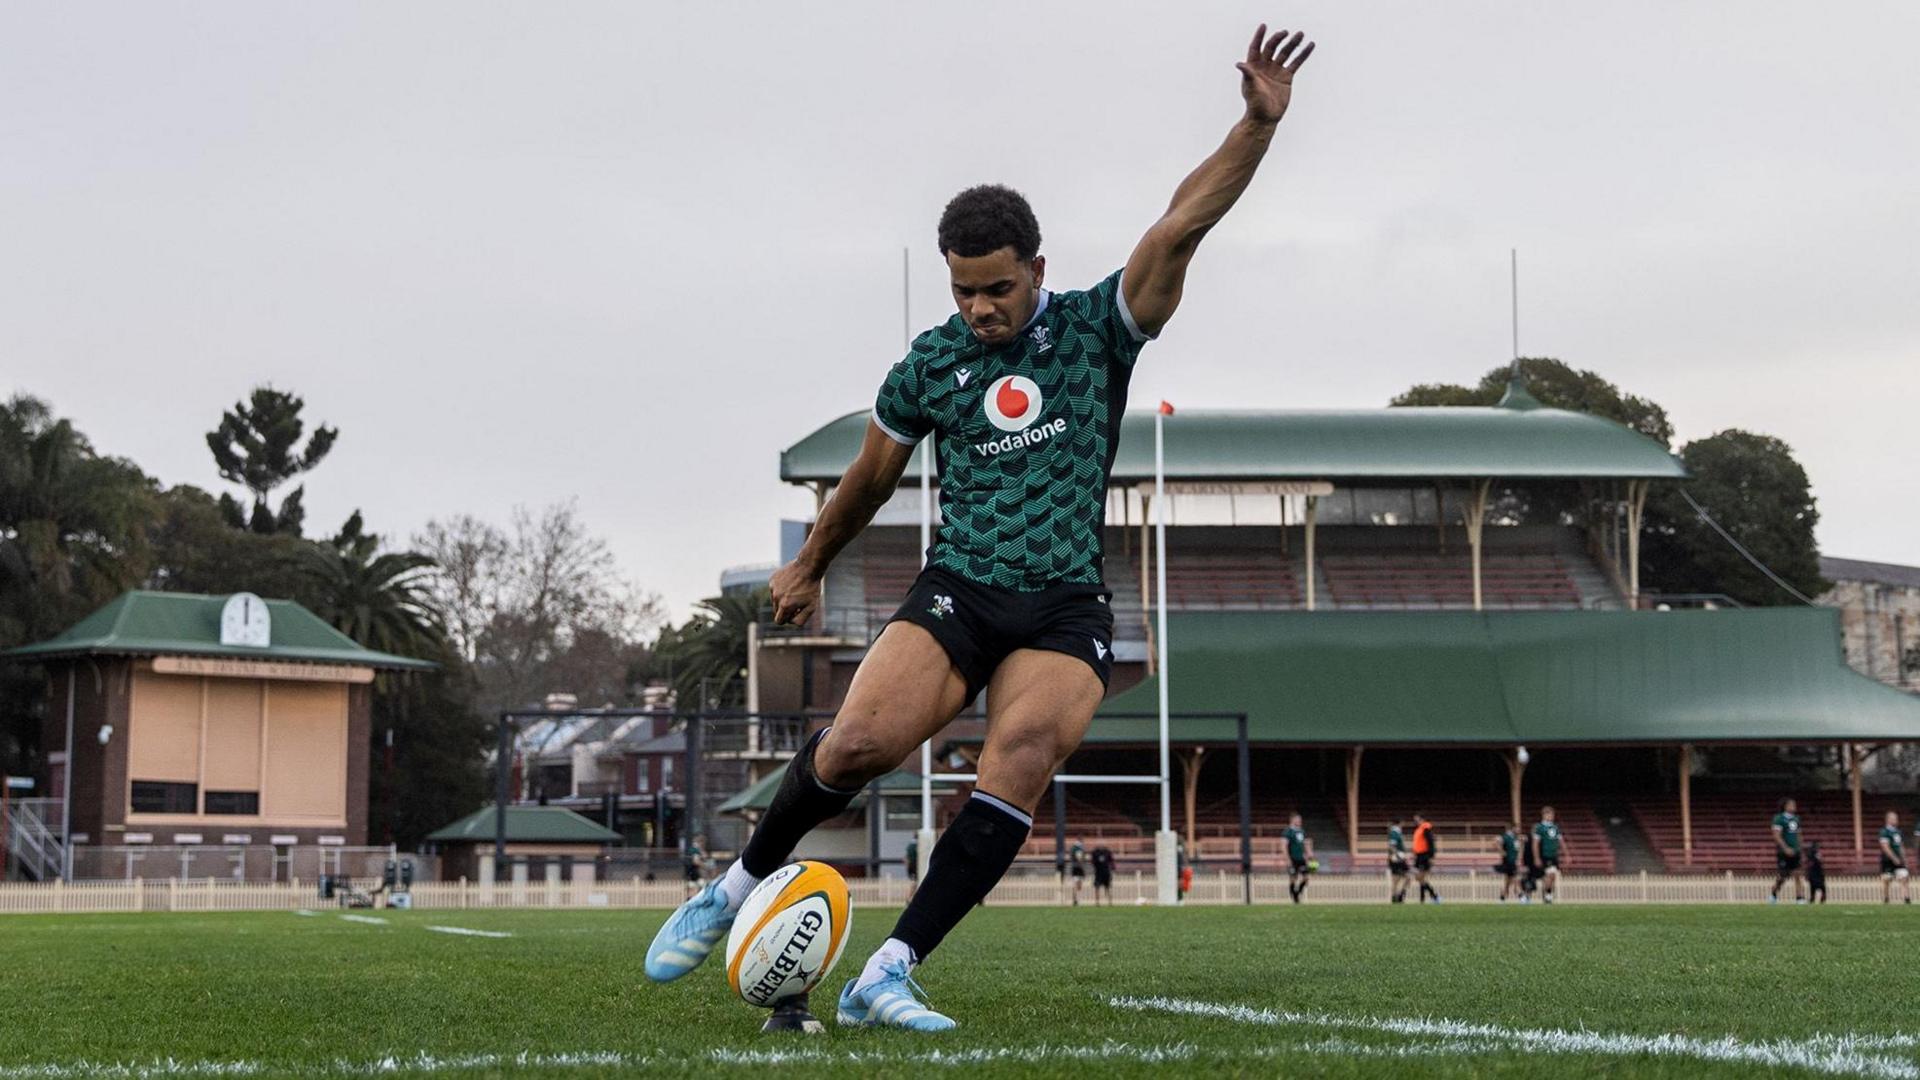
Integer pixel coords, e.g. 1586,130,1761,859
835,960,957,1032
644,882,734,982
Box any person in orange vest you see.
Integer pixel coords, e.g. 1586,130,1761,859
1411,813,1442,904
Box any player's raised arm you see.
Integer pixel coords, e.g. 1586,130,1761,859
1122,23,1314,338
768,421,914,626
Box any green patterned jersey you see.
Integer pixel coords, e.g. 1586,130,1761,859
873,270,1151,590
1882,826,1905,863
1500,829,1519,862
1283,826,1307,860
1386,825,1406,855
1773,812,1801,853
1533,821,1562,860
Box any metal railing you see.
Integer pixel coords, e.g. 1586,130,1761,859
4,798,65,881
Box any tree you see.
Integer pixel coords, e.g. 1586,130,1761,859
648,590,766,710
145,485,312,600
300,513,445,661
1391,357,1674,445
1640,430,1826,606
0,395,155,775
205,387,337,536
415,502,661,716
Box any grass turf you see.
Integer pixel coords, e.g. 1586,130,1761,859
1,903,1917,1078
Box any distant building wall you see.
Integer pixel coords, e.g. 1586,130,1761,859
1819,558,1920,693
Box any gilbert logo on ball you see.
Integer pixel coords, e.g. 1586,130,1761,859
983,374,1043,432
725,861,851,1007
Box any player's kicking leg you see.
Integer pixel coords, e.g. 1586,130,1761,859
644,623,964,982
839,648,1101,1033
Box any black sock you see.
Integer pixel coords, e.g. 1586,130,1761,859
737,727,862,878
891,791,1031,962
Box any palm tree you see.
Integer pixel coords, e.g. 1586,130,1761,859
300,517,445,660
654,590,765,710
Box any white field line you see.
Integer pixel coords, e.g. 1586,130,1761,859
423,926,512,939
292,910,320,918
336,915,387,926
1110,995,1920,1080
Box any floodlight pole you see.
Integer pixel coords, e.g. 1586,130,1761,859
1153,403,1178,905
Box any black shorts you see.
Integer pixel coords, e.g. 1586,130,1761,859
1497,860,1518,877
1414,853,1433,872
1289,858,1309,875
1777,852,1802,875
890,566,1114,703
1540,856,1561,871
1881,856,1907,877
1070,864,1086,879
1389,858,1408,877
1094,870,1113,887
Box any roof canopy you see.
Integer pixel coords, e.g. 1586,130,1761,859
1056,609,1920,746
780,404,1687,485
427,806,621,845
0,590,435,671
718,766,958,814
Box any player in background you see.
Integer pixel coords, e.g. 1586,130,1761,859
1090,843,1115,905
1770,797,1806,904
1497,821,1522,902
1411,813,1441,904
644,24,1318,1032
1387,817,1411,903
1283,813,1314,903
1532,807,1567,904
1804,841,1827,904
1067,837,1088,906
904,834,920,899
1880,810,1911,905
683,834,708,896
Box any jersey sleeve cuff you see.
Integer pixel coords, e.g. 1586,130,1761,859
1114,269,1155,343
871,408,922,446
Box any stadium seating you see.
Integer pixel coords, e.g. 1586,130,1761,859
1336,796,1617,873
1630,792,1919,874
1321,552,1581,609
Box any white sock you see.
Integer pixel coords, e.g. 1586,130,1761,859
716,860,760,912
855,937,917,991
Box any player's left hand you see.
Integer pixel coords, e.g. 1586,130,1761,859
1236,24,1314,125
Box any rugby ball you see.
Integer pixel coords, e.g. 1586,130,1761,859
725,861,851,1007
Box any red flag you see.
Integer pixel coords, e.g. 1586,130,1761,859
1158,401,1175,415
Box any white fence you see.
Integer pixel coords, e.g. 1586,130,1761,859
0,870,1897,915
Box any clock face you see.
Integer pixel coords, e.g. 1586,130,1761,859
219,592,271,648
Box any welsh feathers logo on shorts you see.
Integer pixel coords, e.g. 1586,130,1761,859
983,375,1044,432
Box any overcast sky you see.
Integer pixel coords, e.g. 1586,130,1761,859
5,2,1916,620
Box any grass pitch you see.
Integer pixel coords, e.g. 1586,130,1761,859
2,902,1918,1078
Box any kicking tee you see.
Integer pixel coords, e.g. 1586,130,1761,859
873,271,1152,590
1773,812,1801,853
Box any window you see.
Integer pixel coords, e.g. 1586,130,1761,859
131,781,198,814
204,790,260,815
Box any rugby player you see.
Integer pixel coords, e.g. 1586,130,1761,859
1387,817,1410,903
1283,812,1314,903
1410,812,1441,903
1769,797,1806,904
1496,820,1522,902
1067,836,1088,906
1532,806,1567,904
1880,810,1911,905
644,24,1317,1031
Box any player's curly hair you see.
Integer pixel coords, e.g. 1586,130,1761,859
938,184,1042,261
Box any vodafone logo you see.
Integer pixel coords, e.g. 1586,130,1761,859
984,375,1044,432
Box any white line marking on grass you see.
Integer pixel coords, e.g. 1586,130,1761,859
1110,995,1920,1080
423,926,512,939
292,910,319,918
336,915,387,926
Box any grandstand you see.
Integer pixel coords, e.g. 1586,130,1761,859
762,383,1920,879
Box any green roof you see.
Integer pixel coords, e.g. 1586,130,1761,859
780,405,1688,485
0,590,435,670
718,766,956,815
1072,609,1920,746
426,806,622,844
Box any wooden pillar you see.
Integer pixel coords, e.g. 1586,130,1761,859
1506,749,1526,827
1179,747,1207,851
1849,743,1865,858
1466,479,1492,611
1434,482,1446,553
1345,747,1363,857
1304,495,1318,611
1625,479,1649,610
1679,743,1693,865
